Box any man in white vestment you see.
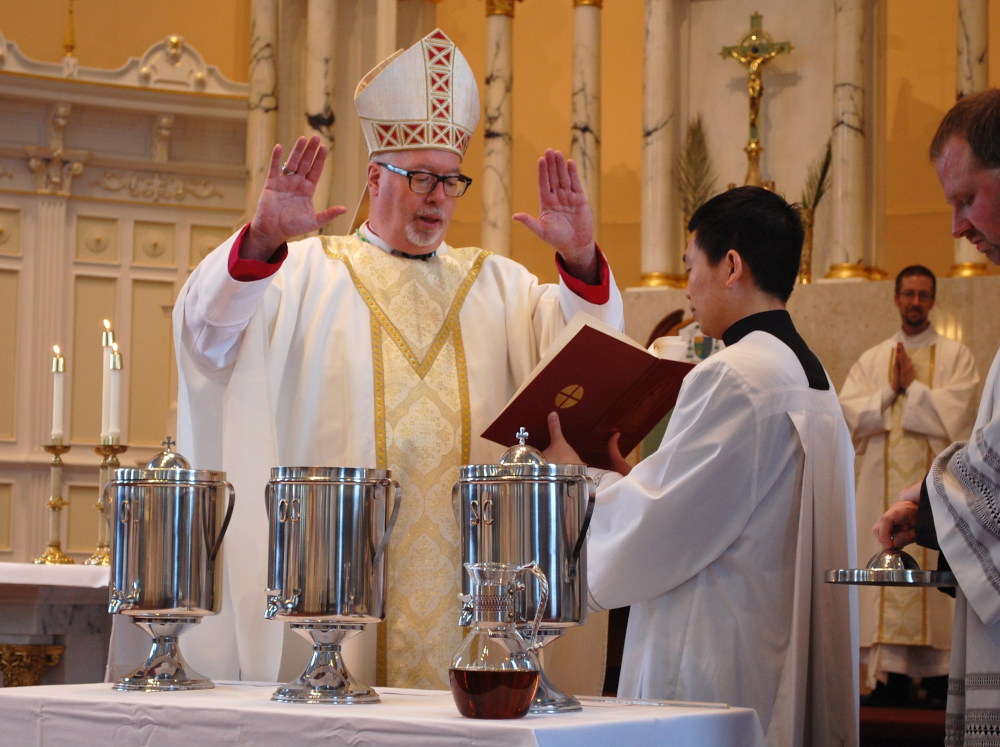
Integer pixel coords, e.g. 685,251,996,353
840,265,978,703
148,29,624,689
545,187,859,747
875,89,1000,746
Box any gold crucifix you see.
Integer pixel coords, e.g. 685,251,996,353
721,12,792,188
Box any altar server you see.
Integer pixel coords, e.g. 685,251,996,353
546,187,858,747
840,266,978,698
874,89,1000,746
147,30,622,687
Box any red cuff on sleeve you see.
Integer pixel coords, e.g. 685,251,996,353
227,224,289,282
555,246,610,305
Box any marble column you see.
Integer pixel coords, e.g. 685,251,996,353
827,0,868,279
952,0,990,276
246,0,280,220
639,0,680,286
572,0,601,242
306,0,337,221
482,0,515,257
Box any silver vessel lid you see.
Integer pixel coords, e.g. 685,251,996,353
460,428,586,480
498,427,547,466
146,437,191,470
113,437,226,485
824,548,957,588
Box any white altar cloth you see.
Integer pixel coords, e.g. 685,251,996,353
0,562,109,588
0,682,766,747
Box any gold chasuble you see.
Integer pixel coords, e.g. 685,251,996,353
878,344,937,645
323,234,490,688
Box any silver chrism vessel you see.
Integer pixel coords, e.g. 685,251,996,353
265,467,402,704
105,441,235,691
454,428,596,713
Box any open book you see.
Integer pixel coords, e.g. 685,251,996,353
481,313,695,470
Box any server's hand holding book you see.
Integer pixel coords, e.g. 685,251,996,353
482,313,695,470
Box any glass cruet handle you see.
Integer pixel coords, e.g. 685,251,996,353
517,561,548,651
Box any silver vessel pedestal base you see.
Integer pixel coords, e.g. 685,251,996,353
114,617,213,692
272,623,379,704
530,630,581,713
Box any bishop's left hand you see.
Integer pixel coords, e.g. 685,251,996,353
512,149,599,284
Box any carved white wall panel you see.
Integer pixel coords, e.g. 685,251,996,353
0,30,247,97
190,224,234,268
0,28,248,561
133,221,176,266
75,216,119,263
0,208,20,255
0,483,11,550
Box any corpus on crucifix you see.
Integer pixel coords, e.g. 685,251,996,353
721,12,792,188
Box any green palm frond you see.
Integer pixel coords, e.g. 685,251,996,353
801,138,832,211
676,114,718,217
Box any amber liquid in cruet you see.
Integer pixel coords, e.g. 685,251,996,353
449,668,540,719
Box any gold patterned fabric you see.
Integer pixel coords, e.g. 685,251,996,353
322,234,489,688
877,344,937,645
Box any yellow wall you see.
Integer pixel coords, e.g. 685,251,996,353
4,0,997,284
0,0,250,82
885,0,1000,278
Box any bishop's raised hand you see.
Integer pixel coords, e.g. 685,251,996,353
512,149,599,284
242,135,347,261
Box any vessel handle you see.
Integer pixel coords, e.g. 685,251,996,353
209,483,237,562
567,474,597,580
372,479,402,567
518,561,548,652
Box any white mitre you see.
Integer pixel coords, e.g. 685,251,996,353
354,28,480,160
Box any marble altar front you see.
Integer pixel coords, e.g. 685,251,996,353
0,563,111,687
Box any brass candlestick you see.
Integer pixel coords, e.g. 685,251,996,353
84,439,128,566
34,441,74,565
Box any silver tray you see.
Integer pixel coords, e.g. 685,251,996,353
824,568,957,587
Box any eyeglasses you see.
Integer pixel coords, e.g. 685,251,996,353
376,161,472,197
898,290,934,302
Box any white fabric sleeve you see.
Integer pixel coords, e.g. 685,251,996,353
586,361,760,610
901,344,979,441
181,230,278,369
557,270,624,333
839,358,892,441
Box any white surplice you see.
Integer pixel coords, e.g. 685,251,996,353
107,227,623,686
587,329,859,747
839,328,978,686
926,348,1000,746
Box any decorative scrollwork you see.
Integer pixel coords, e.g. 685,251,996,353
92,171,223,203
0,644,64,687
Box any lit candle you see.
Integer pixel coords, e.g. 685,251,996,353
51,345,65,442
101,320,113,441
108,342,122,441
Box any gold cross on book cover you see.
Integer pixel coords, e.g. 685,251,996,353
482,313,695,469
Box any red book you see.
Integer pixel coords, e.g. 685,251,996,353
482,314,695,470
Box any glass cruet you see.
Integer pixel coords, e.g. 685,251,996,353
449,561,549,719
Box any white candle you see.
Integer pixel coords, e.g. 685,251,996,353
51,345,64,442
101,320,113,441
108,342,122,441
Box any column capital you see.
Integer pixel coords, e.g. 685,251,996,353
573,0,602,8
486,0,522,17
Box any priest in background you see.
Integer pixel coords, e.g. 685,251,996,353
840,265,978,704
875,88,1000,745
545,186,858,747
125,29,624,690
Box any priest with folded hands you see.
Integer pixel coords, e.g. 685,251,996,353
544,186,858,746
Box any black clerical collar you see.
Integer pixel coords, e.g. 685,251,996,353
722,310,829,391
